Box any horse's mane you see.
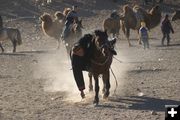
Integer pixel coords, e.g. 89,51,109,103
94,29,107,36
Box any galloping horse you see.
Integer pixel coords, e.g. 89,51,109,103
89,30,115,105
70,30,115,105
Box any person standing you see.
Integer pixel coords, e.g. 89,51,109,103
139,21,149,49
161,14,174,46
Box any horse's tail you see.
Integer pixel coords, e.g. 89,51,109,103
16,29,22,45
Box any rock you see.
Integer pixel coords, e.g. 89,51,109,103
138,92,144,96
151,111,158,115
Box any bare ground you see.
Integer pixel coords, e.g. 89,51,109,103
0,0,180,120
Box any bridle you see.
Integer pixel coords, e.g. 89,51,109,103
91,37,112,66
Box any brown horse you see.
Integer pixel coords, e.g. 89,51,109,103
120,5,161,46
88,30,115,105
172,10,180,21
0,28,22,53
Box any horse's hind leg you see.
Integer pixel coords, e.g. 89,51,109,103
88,72,93,92
12,40,16,53
126,28,131,47
93,75,99,105
102,75,106,94
103,71,110,99
0,43,4,53
57,38,61,49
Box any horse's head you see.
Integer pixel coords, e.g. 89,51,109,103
172,10,180,21
73,19,83,33
94,30,112,56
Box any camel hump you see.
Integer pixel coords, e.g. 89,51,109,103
40,13,53,23
133,6,148,26
54,11,64,20
123,5,131,11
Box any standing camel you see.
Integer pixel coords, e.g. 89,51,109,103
120,5,161,46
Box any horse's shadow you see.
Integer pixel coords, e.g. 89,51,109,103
109,96,180,112
128,68,166,74
0,53,27,56
0,50,58,56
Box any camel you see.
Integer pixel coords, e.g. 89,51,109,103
40,12,63,48
40,8,71,49
120,5,161,46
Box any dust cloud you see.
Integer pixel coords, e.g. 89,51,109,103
35,42,129,102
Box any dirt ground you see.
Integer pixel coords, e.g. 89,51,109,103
0,0,180,120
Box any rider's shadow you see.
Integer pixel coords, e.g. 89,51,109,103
109,96,180,112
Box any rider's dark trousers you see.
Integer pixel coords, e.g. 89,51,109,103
71,54,86,91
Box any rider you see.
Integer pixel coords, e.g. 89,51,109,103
71,33,117,98
61,5,79,39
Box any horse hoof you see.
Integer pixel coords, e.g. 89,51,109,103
93,100,99,105
80,91,85,99
93,96,99,105
103,91,110,99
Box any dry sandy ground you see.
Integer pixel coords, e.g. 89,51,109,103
0,0,180,120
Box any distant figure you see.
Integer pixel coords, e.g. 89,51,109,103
139,21,149,49
161,14,174,46
0,15,3,29
61,5,79,39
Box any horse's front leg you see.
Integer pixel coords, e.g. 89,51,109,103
88,72,93,92
103,70,110,99
93,75,99,105
0,43,4,53
13,40,16,53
